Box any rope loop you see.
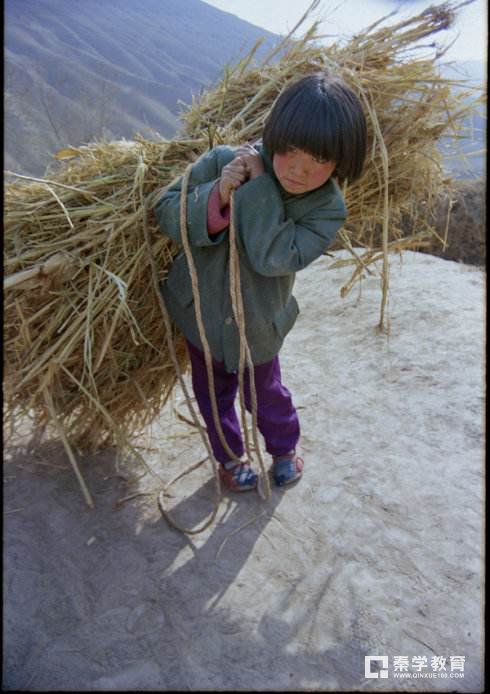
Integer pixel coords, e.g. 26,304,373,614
145,161,271,535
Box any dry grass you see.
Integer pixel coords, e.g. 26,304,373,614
3,139,209,454
3,1,482,480
182,1,482,300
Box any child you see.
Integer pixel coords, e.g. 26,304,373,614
154,73,367,492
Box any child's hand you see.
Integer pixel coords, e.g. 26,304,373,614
234,144,265,179
218,145,265,207
218,158,248,207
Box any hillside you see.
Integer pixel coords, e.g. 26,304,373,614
4,0,279,176
439,60,486,180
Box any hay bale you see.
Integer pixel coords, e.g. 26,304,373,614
4,138,208,451
3,1,480,460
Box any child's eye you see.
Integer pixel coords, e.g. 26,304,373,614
313,155,328,164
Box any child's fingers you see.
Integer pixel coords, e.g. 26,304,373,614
219,176,242,205
222,161,248,182
222,171,245,186
219,156,251,204
227,157,248,173
219,172,243,198
234,144,257,158
224,175,244,190
233,150,263,177
233,155,251,167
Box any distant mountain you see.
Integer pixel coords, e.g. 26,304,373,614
441,60,485,83
4,0,280,175
438,60,486,180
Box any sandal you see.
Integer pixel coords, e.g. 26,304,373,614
272,451,304,487
219,460,258,492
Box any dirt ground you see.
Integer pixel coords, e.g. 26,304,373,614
3,251,484,691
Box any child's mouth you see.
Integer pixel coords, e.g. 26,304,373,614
283,177,304,188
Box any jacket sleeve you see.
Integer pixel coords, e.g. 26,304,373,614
232,173,346,277
153,147,230,247
207,183,231,235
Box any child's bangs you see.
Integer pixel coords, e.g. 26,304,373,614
263,73,367,182
274,99,342,163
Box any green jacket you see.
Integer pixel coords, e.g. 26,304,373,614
154,144,347,373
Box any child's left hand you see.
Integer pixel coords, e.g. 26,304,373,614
234,144,265,179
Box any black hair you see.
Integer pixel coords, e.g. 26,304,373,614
262,73,367,184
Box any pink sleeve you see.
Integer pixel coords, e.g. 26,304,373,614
207,183,230,235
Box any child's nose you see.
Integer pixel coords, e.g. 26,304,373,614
291,154,307,176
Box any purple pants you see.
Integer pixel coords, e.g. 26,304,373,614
186,340,300,464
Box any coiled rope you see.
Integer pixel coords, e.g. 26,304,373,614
144,162,270,535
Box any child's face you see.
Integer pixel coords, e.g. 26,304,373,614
272,146,336,194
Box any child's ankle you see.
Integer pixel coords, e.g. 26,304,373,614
222,458,245,471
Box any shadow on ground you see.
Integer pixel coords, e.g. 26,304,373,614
3,439,371,691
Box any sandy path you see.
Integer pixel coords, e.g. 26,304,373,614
3,251,484,691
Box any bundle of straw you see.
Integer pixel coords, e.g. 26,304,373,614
181,0,480,318
4,139,209,452
3,1,479,480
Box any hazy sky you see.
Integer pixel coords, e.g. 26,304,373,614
204,0,486,63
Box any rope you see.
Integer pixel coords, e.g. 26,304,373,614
143,182,221,535
146,161,271,534
177,165,244,465
228,193,271,500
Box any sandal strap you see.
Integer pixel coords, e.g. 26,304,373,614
272,452,303,486
220,460,257,490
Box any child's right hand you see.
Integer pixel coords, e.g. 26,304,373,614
218,157,248,208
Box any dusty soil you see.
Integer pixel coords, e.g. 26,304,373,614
3,251,484,691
